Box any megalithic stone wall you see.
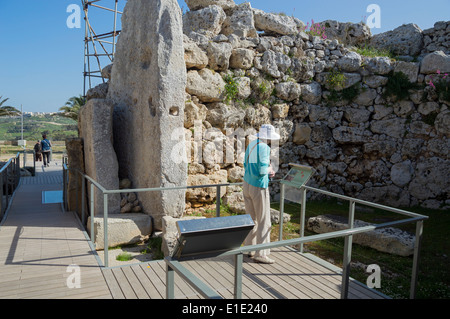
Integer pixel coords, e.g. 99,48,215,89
78,99,121,215
107,0,187,230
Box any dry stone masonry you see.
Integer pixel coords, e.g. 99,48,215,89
178,1,449,211
79,0,449,244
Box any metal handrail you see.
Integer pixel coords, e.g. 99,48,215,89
0,152,21,220
62,164,428,299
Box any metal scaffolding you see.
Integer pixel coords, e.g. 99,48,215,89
82,0,123,96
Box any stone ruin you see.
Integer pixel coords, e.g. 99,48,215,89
73,0,449,250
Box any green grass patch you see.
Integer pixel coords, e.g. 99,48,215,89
270,199,450,299
354,45,395,59
116,252,133,261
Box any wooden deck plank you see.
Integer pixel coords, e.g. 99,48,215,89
201,256,273,299
110,267,138,299
130,264,163,299
155,260,202,299
184,259,235,299
278,247,384,299
138,263,166,298
120,265,150,299
264,249,333,299
101,269,125,299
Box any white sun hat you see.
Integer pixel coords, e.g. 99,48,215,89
255,124,280,140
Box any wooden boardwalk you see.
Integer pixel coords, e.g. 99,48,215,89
102,248,386,299
0,163,111,299
0,162,387,299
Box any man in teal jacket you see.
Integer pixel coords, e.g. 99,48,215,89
243,124,280,264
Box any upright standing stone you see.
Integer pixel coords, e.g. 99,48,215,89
78,99,121,215
65,138,87,219
107,0,187,230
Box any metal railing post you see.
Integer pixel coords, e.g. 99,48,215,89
166,261,175,299
81,175,86,225
63,166,67,211
0,171,3,216
299,187,306,253
5,165,10,207
410,220,424,299
216,185,221,217
341,199,355,299
90,182,95,244
234,253,243,299
103,193,109,268
278,183,285,241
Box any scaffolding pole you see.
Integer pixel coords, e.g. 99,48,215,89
82,0,122,97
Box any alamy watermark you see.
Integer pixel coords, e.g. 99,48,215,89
66,4,81,29
366,264,381,289
66,264,81,289
365,4,381,29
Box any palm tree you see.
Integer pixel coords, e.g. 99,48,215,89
0,96,21,117
58,95,86,121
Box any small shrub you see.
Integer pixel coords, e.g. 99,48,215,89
326,68,346,90
147,237,164,260
427,70,450,103
422,112,438,126
223,74,239,104
326,83,362,103
383,71,419,101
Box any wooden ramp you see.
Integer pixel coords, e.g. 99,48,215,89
0,163,387,300
102,247,386,299
0,163,112,299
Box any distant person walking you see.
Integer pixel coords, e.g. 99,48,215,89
34,140,42,162
41,134,52,167
243,124,280,264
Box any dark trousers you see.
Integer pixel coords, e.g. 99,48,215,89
42,152,50,165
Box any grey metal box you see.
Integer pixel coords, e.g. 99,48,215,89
172,214,254,260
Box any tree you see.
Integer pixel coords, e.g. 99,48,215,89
0,96,21,117
58,95,86,121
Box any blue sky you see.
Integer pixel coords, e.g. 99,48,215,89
0,0,448,113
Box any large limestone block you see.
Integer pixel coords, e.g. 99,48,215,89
221,2,258,38
65,138,87,219
87,213,153,250
420,51,450,74
370,23,423,56
186,69,225,102
319,20,371,46
183,5,226,38
307,214,415,256
253,8,300,35
107,0,187,230
185,0,235,11
78,99,120,216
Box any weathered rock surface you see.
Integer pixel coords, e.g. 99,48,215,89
370,23,424,56
78,98,120,215
307,215,415,256
87,213,153,250
185,0,235,11
253,9,301,35
183,5,226,38
221,2,257,38
107,0,187,230
420,50,450,74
